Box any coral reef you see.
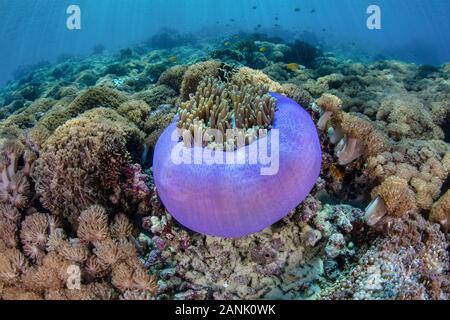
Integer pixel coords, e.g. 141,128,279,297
0,31,448,300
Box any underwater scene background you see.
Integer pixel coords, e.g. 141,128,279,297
0,0,448,300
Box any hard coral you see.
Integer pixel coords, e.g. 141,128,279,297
320,213,448,300
157,65,188,93
366,139,448,211
281,83,313,108
38,86,127,132
231,66,283,93
131,85,176,110
377,96,444,141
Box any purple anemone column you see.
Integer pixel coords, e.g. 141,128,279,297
153,93,322,238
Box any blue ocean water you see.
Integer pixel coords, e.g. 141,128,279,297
0,0,449,86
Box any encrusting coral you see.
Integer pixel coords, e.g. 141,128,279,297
176,76,276,149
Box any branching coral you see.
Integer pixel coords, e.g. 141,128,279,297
131,85,176,110
176,76,276,149
281,83,313,109
117,100,151,132
231,66,283,93
33,108,144,224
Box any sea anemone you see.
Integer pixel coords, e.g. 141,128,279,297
153,88,321,237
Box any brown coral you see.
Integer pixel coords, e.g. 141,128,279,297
33,108,144,223
316,93,342,130
0,203,157,300
157,64,188,93
334,113,390,165
231,66,283,93
77,205,109,243
180,60,223,100
37,86,127,132
365,176,417,226
0,139,32,208
429,190,450,232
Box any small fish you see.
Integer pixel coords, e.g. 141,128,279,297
274,24,280,27
274,17,279,20
322,28,327,32
230,19,235,22
294,8,301,12
224,41,231,46
311,9,316,13
286,63,299,71
259,47,268,53
252,6,257,9
256,24,262,28
168,55,177,62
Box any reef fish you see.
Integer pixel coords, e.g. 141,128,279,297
286,63,300,71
